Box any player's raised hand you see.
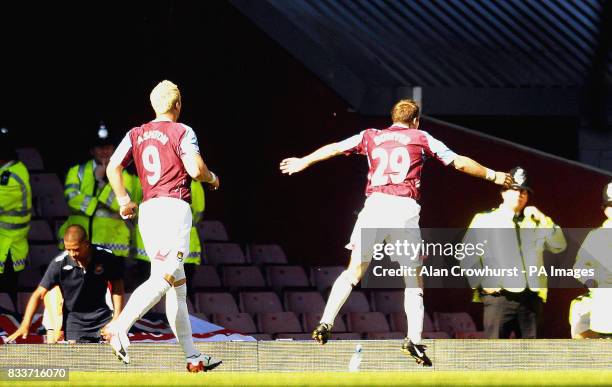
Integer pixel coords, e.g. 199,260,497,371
494,172,513,188
119,201,138,220
280,157,308,175
7,325,29,342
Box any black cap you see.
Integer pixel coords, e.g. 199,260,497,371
508,166,532,192
604,181,612,207
91,121,114,148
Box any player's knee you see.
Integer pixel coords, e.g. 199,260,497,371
340,270,360,287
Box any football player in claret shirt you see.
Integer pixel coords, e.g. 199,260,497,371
280,99,512,366
105,80,221,372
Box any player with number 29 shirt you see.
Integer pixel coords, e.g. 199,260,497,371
280,99,512,366
104,80,222,372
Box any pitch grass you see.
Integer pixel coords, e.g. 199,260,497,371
1,371,611,387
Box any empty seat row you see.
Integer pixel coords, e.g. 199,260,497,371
203,243,287,265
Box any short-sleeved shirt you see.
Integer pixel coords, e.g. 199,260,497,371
40,245,123,314
110,120,200,203
336,125,457,201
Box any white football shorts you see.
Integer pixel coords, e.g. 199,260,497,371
138,197,192,281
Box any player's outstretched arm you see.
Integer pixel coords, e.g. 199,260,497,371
280,143,344,175
452,155,513,188
7,286,47,342
181,152,219,190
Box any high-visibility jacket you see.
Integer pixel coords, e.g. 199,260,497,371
58,160,137,257
132,180,204,264
573,219,612,333
461,206,567,302
0,160,31,273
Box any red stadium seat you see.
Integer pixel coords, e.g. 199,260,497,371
248,244,288,265
423,331,451,339
28,219,54,242
0,293,16,313
365,331,405,340
197,220,229,242
37,194,70,219
30,173,63,199
28,244,61,271
371,290,404,314
203,243,246,265
257,312,302,334
301,313,347,333
388,311,436,333
16,147,44,171
17,292,43,314
346,312,390,333
265,265,310,290
284,291,325,314
221,265,266,288
212,313,257,334
196,292,239,315
455,331,487,339
17,266,43,290
338,291,370,314
434,312,477,337
239,292,283,314
191,265,222,288
311,266,344,292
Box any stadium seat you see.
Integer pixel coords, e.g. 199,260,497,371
191,265,222,288
248,244,288,265
275,333,313,340
257,312,302,334
196,292,239,315
365,331,405,340
28,244,61,271
221,265,266,288
197,220,229,242
203,243,246,265
301,313,347,333
239,292,283,314
389,311,436,333
0,293,16,313
284,291,326,314
455,331,487,339
28,219,54,242
338,291,370,314
422,331,451,339
212,312,257,334
37,194,70,219
250,333,273,341
265,265,310,290
311,266,344,292
346,312,390,333
30,173,63,199
17,292,43,314
16,147,44,171
371,290,404,314
17,266,43,290
434,312,477,337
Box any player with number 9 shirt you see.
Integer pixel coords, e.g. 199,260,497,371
104,80,222,372
280,99,512,366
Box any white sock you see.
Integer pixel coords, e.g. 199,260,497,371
320,271,356,325
405,288,424,344
114,277,171,334
166,284,199,358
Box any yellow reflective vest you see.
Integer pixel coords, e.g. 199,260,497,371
132,180,204,264
0,160,31,273
58,160,137,257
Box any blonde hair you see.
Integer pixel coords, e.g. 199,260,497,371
391,99,420,125
150,80,181,115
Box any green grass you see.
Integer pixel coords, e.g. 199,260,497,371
2,371,612,387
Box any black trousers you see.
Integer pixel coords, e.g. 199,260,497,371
482,290,542,339
0,252,20,313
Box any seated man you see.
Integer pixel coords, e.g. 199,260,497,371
7,224,124,343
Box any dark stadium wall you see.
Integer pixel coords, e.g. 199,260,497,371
4,2,610,338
